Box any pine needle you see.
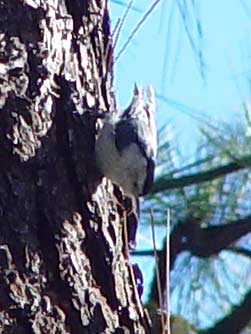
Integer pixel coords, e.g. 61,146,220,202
115,0,161,62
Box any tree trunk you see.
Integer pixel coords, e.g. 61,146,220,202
0,1,150,333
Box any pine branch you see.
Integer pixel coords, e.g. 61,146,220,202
152,157,251,193
200,289,251,334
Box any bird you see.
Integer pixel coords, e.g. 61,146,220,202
95,85,157,197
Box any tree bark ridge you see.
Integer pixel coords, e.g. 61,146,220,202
0,1,149,333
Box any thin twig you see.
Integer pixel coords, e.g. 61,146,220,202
105,1,134,77
104,1,132,79
113,0,134,51
115,0,161,62
123,210,144,318
111,18,121,38
123,210,129,258
176,0,205,78
166,209,171,334
150,208,165,333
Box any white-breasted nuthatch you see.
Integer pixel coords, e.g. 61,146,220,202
95,85,157,197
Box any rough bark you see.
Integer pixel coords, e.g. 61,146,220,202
0,1,150,333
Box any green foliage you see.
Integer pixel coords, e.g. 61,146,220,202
143,105,251,227
142,106,251,330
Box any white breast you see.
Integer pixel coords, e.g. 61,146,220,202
95,121,147,196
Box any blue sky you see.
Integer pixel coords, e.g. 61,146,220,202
110,0,251,159
109,0,251,317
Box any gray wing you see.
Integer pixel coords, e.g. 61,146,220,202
115,119,155,195
115,119,151,158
